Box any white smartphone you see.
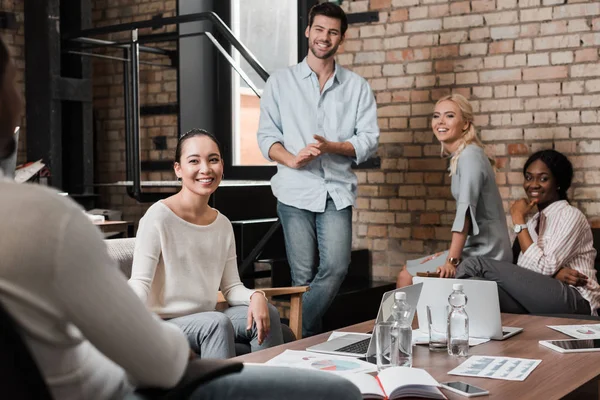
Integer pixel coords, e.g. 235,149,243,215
441,381,489,397
539,339,600,353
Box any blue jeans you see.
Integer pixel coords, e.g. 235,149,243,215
190,365,362,400
277,198,352,337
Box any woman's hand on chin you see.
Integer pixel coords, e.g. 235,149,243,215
510,198,537,224
247,291,271,345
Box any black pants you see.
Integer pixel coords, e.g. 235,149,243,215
456,257,591,315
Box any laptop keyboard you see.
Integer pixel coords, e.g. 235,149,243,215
336,338,371,354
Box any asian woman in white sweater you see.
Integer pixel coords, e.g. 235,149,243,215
0,35,361,399
128,129,284,358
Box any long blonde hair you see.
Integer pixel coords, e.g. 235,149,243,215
435,94,494,176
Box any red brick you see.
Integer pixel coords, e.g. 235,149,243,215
508,143,530,155
410,90,430,102
370,0,391,10
412,226,436,239
367,225,388,238
420,213,441,225
389,9,409,22
522,66,569,81
431,45,459,59
489,40,514,54
450,1,470,15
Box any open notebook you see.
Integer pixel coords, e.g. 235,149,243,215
345,367,446,400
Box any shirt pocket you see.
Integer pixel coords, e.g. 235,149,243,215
327,100,355,140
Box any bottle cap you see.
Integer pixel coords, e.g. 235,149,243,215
453,283,463,291
395,292,406,300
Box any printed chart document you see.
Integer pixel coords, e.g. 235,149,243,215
344,367,446,400
448,356,541,381
265,349,377,375
547,324,600,339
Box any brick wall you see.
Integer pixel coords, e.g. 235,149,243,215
5,1,600,285
92,0,178,223
0,0,25,164
339,0,600,281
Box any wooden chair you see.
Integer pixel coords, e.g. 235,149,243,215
106,238,308,339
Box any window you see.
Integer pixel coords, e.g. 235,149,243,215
230,0,298,166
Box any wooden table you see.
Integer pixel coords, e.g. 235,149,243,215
234,314,600,399
93,220,132,237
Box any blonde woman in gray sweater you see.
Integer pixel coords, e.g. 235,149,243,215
397,94,512,287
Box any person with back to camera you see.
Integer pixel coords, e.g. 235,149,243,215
396,94,512,287
0,34,362,399
457,150,600,316
128,128,284,358
257,2,380,337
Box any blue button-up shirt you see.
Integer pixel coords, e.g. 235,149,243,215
257,59,379,212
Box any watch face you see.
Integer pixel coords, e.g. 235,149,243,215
514,225,523,233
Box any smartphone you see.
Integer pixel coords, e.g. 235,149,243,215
441,381,489,397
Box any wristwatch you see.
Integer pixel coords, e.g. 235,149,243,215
513,224,528,234
447,257,461,267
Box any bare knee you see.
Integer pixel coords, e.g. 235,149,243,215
396,265,413,288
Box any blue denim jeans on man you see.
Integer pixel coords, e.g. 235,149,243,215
277,197,352,337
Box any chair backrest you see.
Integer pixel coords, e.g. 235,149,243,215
0,300,53,399
106,237,136,278
592,228,600,275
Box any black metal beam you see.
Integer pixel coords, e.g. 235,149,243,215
140,104,179,116
53,77,92,102
347,11,380,25
66,36,171,56
60,0,94,197
62,11,269,82
24,0,63,189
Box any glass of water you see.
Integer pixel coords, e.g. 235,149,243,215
427,304,449,352
375,322,400,371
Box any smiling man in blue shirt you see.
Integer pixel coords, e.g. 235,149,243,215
257,3,379,337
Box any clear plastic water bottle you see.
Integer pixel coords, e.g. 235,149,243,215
391,291,412,367
447,283,469,357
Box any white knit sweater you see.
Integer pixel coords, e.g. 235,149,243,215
0,180,189,400
128,201,254,318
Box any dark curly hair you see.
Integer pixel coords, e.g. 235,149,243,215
174,128,223,164
523,149,573,202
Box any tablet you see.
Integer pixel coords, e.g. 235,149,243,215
539,339,600,353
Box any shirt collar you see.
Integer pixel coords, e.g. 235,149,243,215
531,199,569,223
296,57,343,84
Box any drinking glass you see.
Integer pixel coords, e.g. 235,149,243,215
427,304,449,352
375,322,399,371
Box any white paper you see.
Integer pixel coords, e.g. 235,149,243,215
412,329,490,346
265,349,377,375
448,356,541,381
14,159,45,184
341,373,385,399
547,324,600,339
327,331,372,342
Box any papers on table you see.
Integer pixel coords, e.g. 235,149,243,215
547,324,600,339
412,329,490,347
448,356,541,381
265,349,377,375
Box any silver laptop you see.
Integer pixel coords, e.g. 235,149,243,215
413,277,523,340
306,283,423,358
